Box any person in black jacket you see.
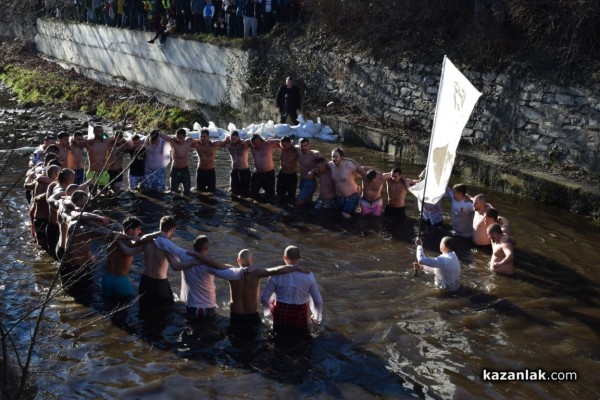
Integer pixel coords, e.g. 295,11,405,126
275,76,302,125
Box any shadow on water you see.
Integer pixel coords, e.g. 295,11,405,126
103,299,430,399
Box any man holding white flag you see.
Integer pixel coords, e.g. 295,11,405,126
409,56,482,207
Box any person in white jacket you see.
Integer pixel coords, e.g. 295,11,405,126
413,237,461,292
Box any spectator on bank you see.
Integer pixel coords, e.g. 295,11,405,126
277,0,289,23
190,0,205,34
260,0,274,34
93,0,104,23
117,0,127,27
86,0,95,22
223,0,236,37
148,14,168,43
235,0,244,37
203,0,215,33
243,0,259,38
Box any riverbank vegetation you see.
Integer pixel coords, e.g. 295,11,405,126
0,43,206,133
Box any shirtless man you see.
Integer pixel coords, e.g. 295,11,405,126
294,138,321,207
144,130,171,192
138,215,192,307
309,157,336,210
46,168,76,260
472,194,493,246
328,147,362,218
225,131,252,197
32,164,61,251
60,191,131,295
68,131,86,185
277,136,299,203
192,129,226,193
228,249,306,326
359,168,388,217
484,208,511,235
249,134,281,200
103,217,160,299
56,131,70,168
385,167,417,221
126,135,146,190
106,131,132,193
487,223,515,275
84,125,115,192
160,128,197,195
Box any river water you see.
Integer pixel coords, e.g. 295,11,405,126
1,93,600,399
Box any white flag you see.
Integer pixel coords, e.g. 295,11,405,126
409,56,481,204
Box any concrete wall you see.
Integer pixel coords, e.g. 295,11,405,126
35,19,249,111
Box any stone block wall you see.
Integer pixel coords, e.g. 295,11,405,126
35,19,250,111
303,53,600,175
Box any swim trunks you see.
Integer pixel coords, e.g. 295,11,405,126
335,193,360,215
384,204,406,222
360,197,383,216
86,170,110,187
102,272,134,298
297,178,317,202
138,274,174,307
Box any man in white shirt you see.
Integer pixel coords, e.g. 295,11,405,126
261,245,323,335
155,234,245,321
413,237,461,292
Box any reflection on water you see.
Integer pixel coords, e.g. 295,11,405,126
2,134,600,399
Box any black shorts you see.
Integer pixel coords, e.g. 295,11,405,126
230,168,251,196
59,261,94,295
196,168,216,192
108,168,124,183
384,205,406,221
138,274,174,307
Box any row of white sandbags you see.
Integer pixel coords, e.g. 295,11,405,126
190,118,338,142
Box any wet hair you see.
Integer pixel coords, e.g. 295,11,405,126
73,131,84,138
332,147,344,157
66,184,78,194
299,138,309,145
281,135,292,144
43,153,59,165
366,170,377,180
452,183,467,195
71,190,88,205
200,129,210,136
48,159,61,168
440,236,456,252
47,165,60,179
176,128,187,136
159,215,176,232
193,235,210,252
114,131,123,139
284,245,301,261
132,134,141,141
485,208,499,221
45,144,60,155
150,129,160,138
392,167,402,175
123,216,142,232
237,248,253,266
57,168,75,184
230,130,239,137
57,131,69,139
315,157,327,164
487,223,502,235
44,134,57,141
250,134,264,143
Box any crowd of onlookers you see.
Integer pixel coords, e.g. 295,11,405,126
43,0,303,39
